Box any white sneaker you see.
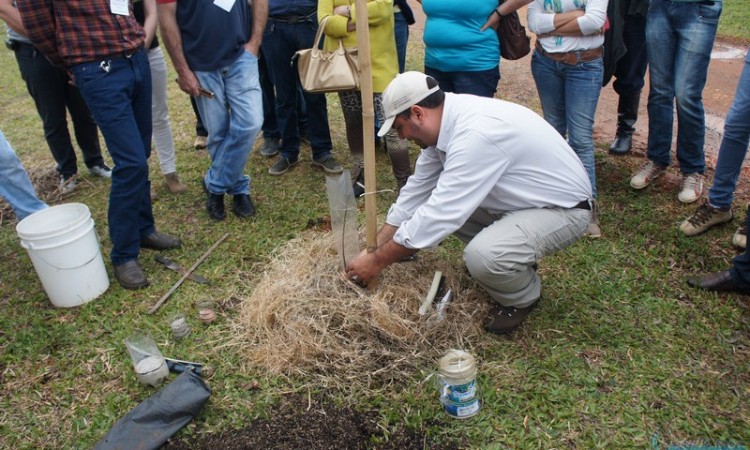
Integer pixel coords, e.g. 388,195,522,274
60,174,78,194
678,173,703,203
89,163,112,178
733,225,747,249
630,161,666,190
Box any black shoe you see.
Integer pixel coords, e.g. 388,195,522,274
352,170,365,198
483,300,539,335
141,231,182,250
609,134,632,155
268,156,298,175
203,179,226,221
232,194,256,218
687,271,750,295
113,260,149,290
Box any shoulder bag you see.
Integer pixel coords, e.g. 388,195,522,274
496,1,531,60
294,16,360,93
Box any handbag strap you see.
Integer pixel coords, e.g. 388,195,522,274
312,15,347,55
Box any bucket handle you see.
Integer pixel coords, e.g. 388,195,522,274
30,251,102,271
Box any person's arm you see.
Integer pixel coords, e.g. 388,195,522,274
345,224,416,285
17,0,63,66
157,1,200,96
142,0,158,48
244,0,267,56
0,0,27,36
537,0,607,37
480,0,533,33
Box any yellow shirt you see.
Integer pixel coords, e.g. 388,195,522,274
318,0,398,93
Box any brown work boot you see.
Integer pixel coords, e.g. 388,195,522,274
164,172,187,194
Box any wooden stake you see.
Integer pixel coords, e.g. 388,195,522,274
148,232,230,314
354,0,378,290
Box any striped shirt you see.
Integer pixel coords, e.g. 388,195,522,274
17,0,145,67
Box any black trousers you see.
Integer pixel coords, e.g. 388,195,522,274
13,41,104,177
612,14,649,97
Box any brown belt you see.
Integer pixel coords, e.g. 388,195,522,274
535,41,602,65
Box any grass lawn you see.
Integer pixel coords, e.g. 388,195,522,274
0,7,749,449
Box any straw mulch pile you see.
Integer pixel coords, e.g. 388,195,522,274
233,232,490,390
0,165,66,224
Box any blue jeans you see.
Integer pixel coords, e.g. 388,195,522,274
259,50,308,140
394,11,409,73
645,0,721,174
0,131,47,220
531,51,603,198
424,65,499,98
194,51,263,196
261,19,333,161
708,49,750,209
732,204,750,287
71,49,155,265
13,41,104,177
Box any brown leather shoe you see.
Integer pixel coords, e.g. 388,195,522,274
114,260,149,290
687,270,750,295
140,231,182,251
483,300,539,335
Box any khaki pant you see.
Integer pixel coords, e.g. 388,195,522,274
454,206,590,308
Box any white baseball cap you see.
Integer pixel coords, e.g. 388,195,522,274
377,71,440,137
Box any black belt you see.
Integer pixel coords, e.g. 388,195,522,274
573,200,592,211
270,12,316,24
99,46,142,61
5,39,33,51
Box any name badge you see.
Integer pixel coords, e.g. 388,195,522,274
110,0,129,16
213,0,236,12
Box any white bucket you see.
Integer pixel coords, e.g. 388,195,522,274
16,203,110,307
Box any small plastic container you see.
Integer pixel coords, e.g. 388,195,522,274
169,313,190,339
196,300,217,324
124,333,169,387
438,349,481,419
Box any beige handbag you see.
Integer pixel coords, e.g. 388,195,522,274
294,16,360,93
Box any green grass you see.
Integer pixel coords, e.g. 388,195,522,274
1,10,750,448
719,1,750,43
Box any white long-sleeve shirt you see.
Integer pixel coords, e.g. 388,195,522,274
386,93,593,250
527,0,608,53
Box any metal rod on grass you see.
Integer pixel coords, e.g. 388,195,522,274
148,232,230,314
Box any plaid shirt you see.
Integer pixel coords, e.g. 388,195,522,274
17,0,145,67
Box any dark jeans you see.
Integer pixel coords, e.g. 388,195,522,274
424,65,499,98
261,18,333,160
71,49,155,265
394,11,410,74
258,49,307,141
13,42,104,177
190,96,207,138
613,14,648,96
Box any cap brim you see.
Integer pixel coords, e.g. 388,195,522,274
377,116,396,138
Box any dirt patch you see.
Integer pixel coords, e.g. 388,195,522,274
164,394,460,450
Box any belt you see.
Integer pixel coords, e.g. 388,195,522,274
5,39,33,51
270,12,316,24
99,46,142,61
535,41,602,65
573,200,592,211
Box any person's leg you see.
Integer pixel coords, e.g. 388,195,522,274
708,52,750,209
190,96,208,138
456,207,589,307
564,58,604,199
394,11,409,73
71,50,154,265
196,52,262,196
645,0,677,168
671,1,721,175
374,93,410,192
147,47,177,175
339,89,364,178
13,44,79,178
258,50,280,141
531,52,568,139
449,66,500,98
0,131,48,220
262,20,302,162
732,206,750,286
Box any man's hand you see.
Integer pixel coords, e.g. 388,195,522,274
345,252,384,287
243,41,260,57
176,71,201,97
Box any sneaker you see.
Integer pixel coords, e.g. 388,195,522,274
89,163,112,178
259,138,279,157
677,173,703,203
194,135,207,150
679,199,732,236
311,155,343,175
733,225,747,249
60,174,78,194
630,161,666,190
268,156,298,176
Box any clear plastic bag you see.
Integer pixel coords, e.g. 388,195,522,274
325,170,360,269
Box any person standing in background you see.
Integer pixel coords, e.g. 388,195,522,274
0,130,48,221
0,0,112,195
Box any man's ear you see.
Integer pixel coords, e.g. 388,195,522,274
412,105,425,123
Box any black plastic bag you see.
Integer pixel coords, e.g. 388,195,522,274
95,369,211,450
